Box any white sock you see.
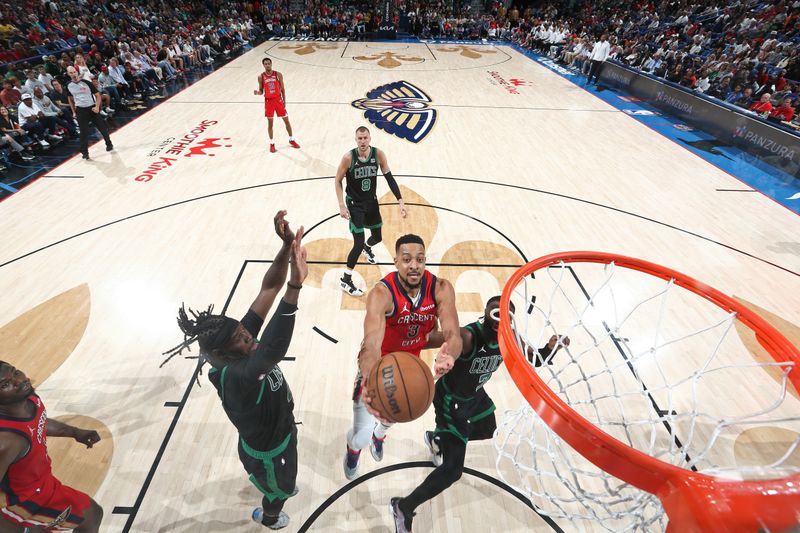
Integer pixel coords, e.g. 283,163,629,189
344,269,354,277
374,421,391,439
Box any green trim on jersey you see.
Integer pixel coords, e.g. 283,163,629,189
241,432,292,502
256,379,267,405
219,366,229,403
469,403,496,424
437,393,469,444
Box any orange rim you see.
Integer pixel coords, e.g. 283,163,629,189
499,251,800,528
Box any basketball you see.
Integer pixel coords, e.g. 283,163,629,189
366,351,435,423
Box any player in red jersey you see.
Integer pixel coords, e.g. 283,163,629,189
343,234,462,480
0,362,103,532
253,58,298,153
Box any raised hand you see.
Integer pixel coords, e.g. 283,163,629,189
433,341,455,380
274,210,295,244
289,226,307,285
547,335,570,351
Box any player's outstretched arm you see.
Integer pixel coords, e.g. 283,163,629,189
432,327,473,379
433,279,462,377
249,210,297,321
244,230,307,376
360,285,394,420
46,418,101,448
426,326,473,354
358,284,391,380
335,153,352,219
434,279,462,355
528,335,571,367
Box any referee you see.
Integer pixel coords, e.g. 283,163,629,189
66,66,113,160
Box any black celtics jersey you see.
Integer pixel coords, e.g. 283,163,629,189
345,147,379,202
207,307,295,450
440,320,504,398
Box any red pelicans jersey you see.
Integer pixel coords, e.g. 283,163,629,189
380,271,438,357
0,394,91,530
261,71,281,99
1,394,52,496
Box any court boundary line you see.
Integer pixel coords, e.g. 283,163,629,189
296,461,565,532
508,44,800,215
2,175,795,277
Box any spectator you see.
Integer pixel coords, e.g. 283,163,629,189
0,79,21,108
0,106,36,160
769,97,796,123
43,55,62,78
708,77,733,99
587,33,611,85
97,65,124,109
695,69,712,92
47,79,74,123
23,70,46,95
726,84,745,104
680,68,697,88
37,65,54,92
749,93,774,118
733,87,755,109
17,93,62,147
31,86,77,137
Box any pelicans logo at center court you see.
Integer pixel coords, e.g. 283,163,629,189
351,81,437,143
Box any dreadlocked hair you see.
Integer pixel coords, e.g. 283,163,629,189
161,304,237,386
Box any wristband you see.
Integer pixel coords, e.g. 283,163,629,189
287,282,302,290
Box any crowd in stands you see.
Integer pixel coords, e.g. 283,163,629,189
0,0,263,173
2,0,798,174
511,0,800,129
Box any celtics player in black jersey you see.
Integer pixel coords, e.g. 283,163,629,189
335,126,407,296
161,211,307,530
389,296,570,533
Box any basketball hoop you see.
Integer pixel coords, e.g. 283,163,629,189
495,252,800,533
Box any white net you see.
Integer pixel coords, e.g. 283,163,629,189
494,259,800,533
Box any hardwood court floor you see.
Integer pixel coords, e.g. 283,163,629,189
0,40,798,532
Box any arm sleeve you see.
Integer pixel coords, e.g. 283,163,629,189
384,171,402,200
528,343,553,367
242,298,297,376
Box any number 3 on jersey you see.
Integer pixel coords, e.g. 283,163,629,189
407,324,420,338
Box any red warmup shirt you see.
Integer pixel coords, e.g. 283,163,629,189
380,270,438,357
770,105,795,121
750,101,774,114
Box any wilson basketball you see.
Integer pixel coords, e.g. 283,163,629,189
366,351,435,423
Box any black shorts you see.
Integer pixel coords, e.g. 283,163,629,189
433,380,497,444
346,197,382,234
238,426,298,505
